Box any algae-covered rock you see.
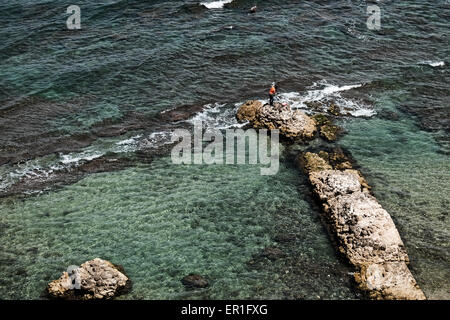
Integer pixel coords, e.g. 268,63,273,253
305,101,324,111
320,124,341,142
181,274,209,288
328,103,341,116
328,148,351,167
335,161,353,170
312,113,331,126
261,246,286,261
298,152,332,174
318,150,330,162
311,114,342,142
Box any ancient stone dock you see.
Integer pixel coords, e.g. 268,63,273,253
237,100,426,300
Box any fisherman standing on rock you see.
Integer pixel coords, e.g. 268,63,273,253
269,82,277,106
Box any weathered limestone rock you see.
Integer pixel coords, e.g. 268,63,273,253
299,151,426,300
355,262,427,300
47,258,131,300
236,100,262,123
309,170,362,201
237,100,317,139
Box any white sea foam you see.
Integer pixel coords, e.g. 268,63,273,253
114,134,143,153
428,61,445,67
0,134,145,194
0,160,61,192
0,80,373,194
116,136,139,146
419,60,445,68
0,130,184,194
300,82,362,102
0,150,105,191
201,0,233,9
276,81,374,117
185,81,374,135
187,102,246,129
60,152,103,165
139,131,173,149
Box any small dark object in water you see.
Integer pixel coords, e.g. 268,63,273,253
273,233,296,243
250,6,257,13
181,274,209,288
261,246,286,261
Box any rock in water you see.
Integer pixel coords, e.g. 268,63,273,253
236,100,317,139
327,103,341,116
320,124,341,142
47,258,131,300
236,100,262,123
261,246,286,261
311,113,331,126
181,274,209,288
311,113,342,142
299,152,426,300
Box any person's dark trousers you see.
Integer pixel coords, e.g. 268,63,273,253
269,94,274,106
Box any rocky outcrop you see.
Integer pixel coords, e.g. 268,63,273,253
236,100,262,123
305,100,342,117
319,124,341,142
311,114,342,142
299,151,426,300
327,103,341,116
237,100,317,139
47,258,131,300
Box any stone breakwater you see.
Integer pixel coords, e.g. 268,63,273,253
299,151,426,300
236,100,342,142
236,101,425,299
47,258,131,300
236,100,317,139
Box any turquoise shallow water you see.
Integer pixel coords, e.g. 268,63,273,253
0,152,356,299
0,0,449,299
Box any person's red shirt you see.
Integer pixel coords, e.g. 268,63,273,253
269,86,276,95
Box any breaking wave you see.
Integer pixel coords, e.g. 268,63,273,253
200,0,233,9
188,80,375,133
1,80,374,195
187,102,247,129
420,60,445,67
0,132,171,194
277,81,375,118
